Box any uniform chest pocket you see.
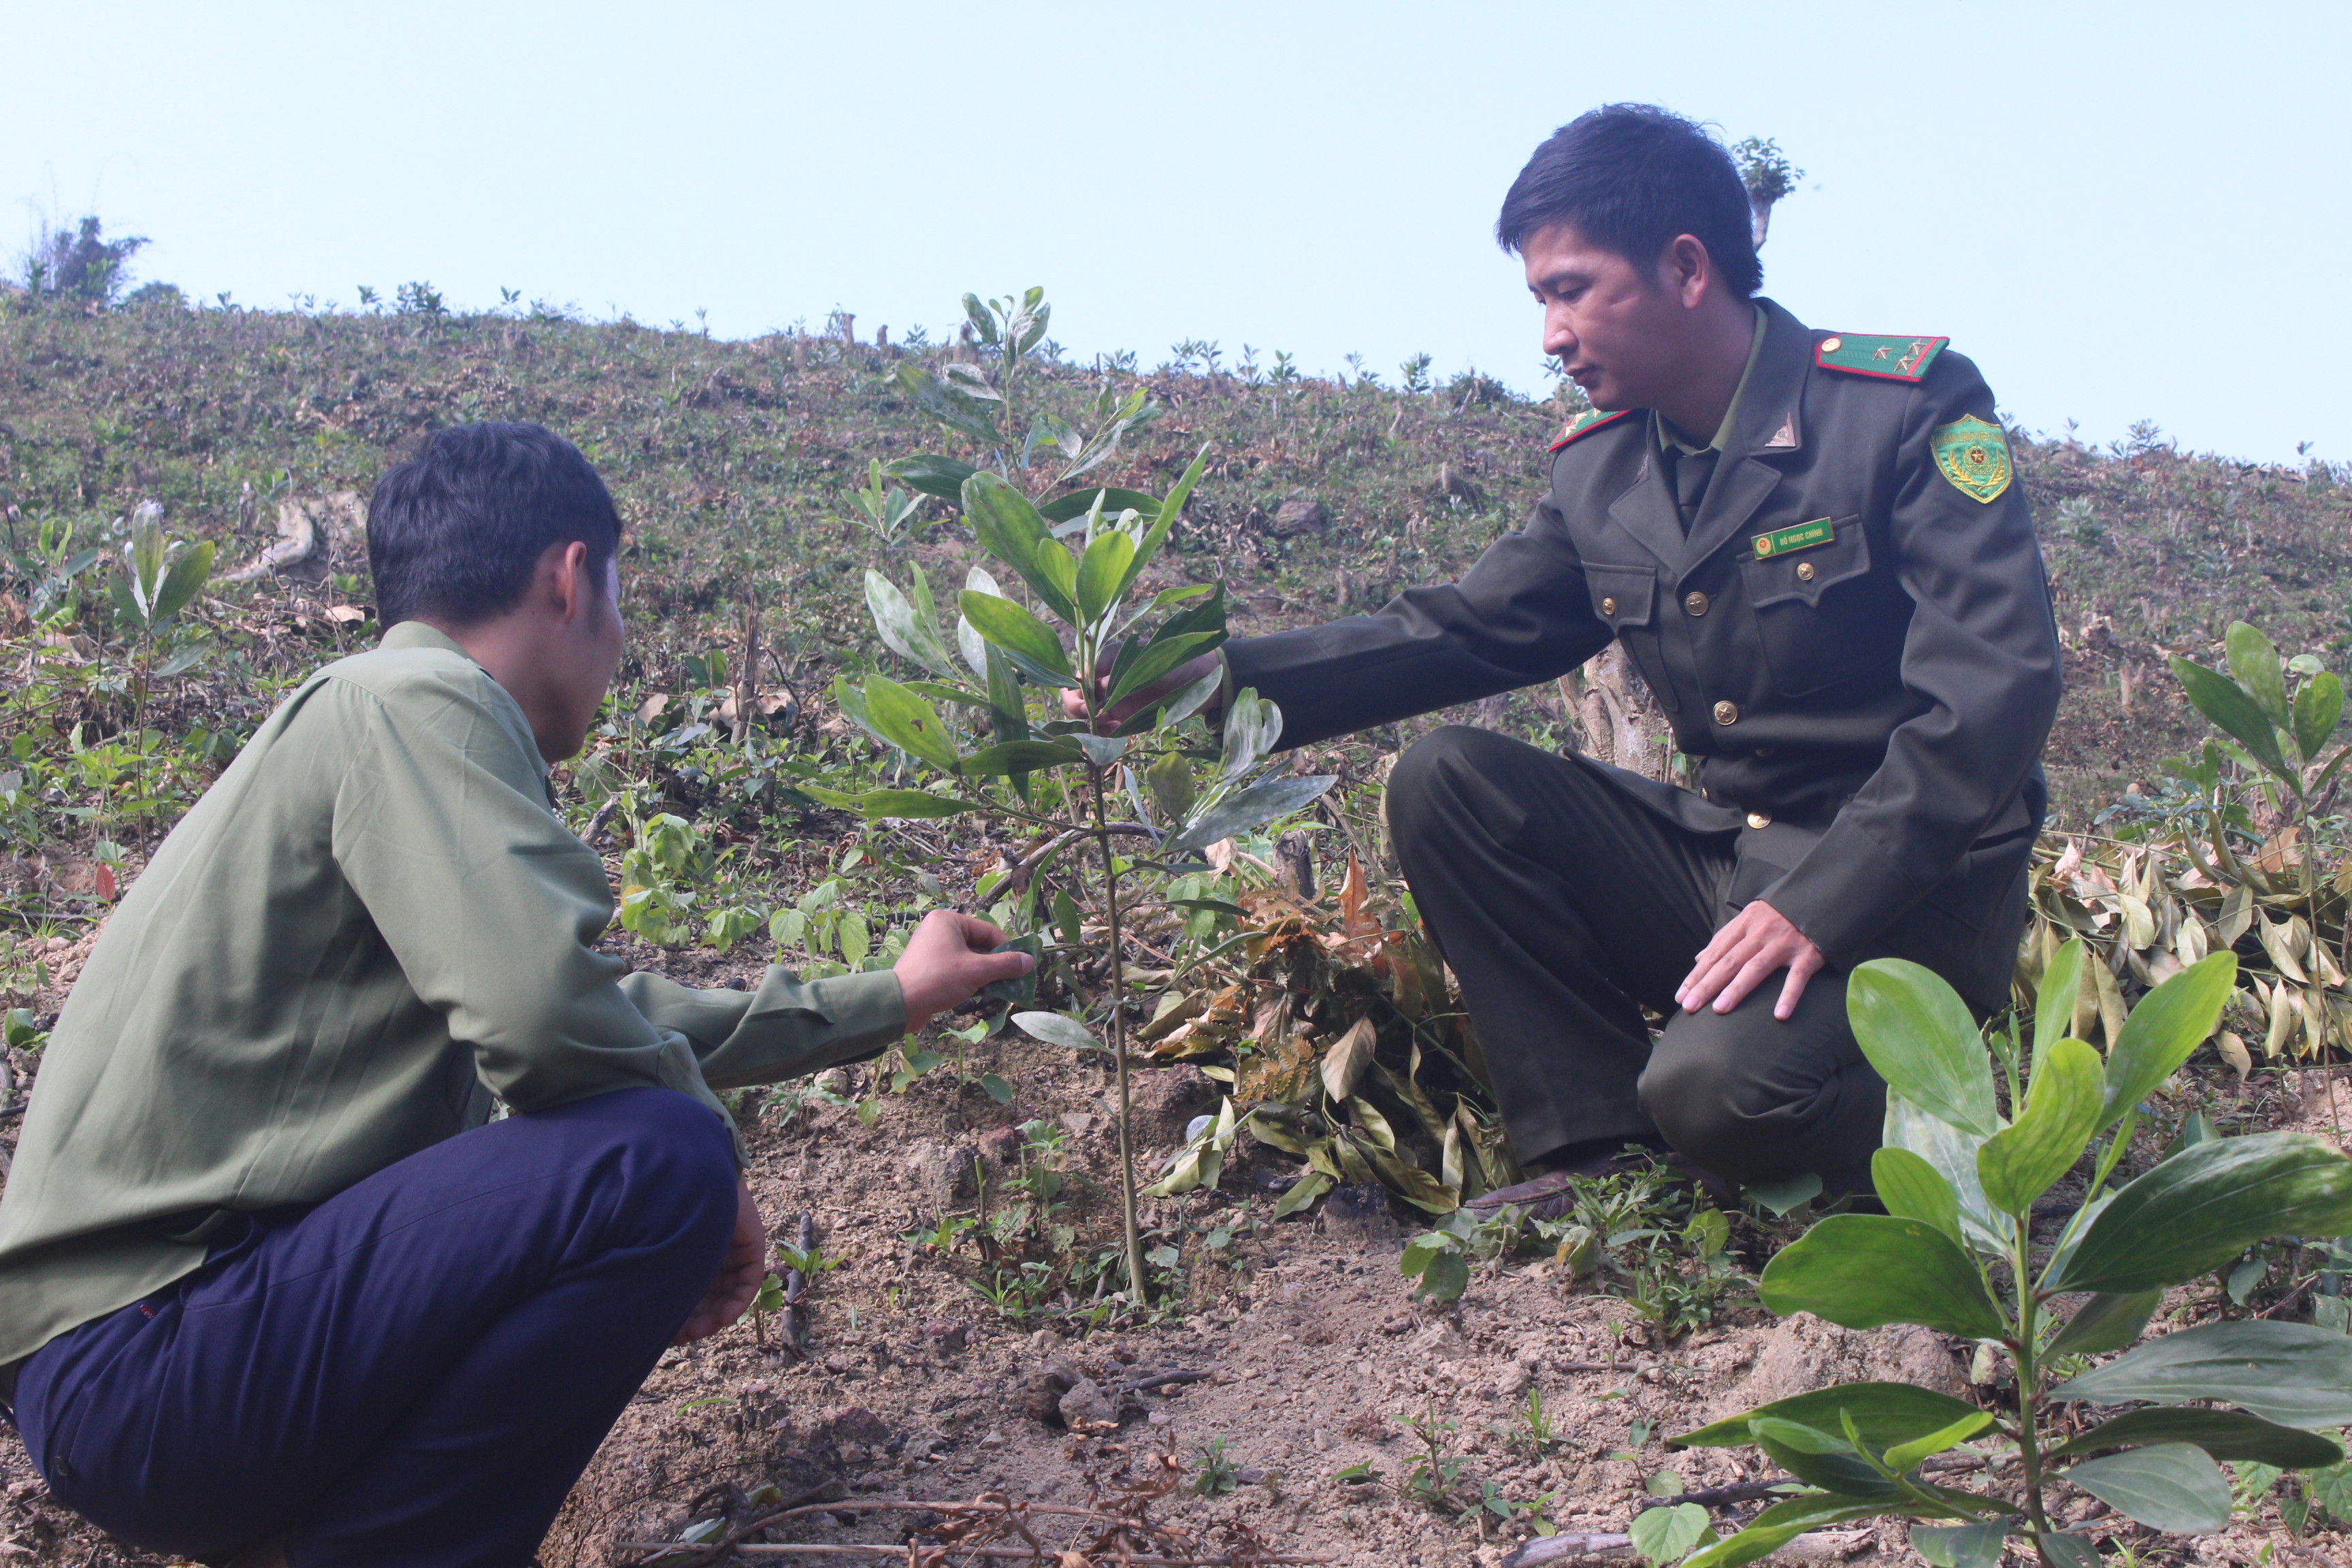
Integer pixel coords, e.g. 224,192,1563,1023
1736,518,1872,698
1583,563,1679,713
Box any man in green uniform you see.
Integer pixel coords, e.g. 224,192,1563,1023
1107,105,2061,1209
0,423,1033,1565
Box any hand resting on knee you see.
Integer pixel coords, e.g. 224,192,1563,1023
1676,900,1825,1022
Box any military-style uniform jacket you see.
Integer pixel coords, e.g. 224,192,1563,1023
1226,298,2064,971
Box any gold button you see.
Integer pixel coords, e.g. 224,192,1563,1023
1684,590,1709,617
1600,595,1617,616
1713,700,1739,725
1747,811,1772,830
1820,336,1842,353
1796,561,1816,582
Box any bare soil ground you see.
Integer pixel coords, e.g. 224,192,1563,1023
3,926,2347,1565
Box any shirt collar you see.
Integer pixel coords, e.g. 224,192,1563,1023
1656,304,1769,455
378,620,477,659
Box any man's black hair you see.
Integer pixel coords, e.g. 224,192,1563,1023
1496,104,1762,298
367,421,623,627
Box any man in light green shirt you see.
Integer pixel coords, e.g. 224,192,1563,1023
0,422,1030,1567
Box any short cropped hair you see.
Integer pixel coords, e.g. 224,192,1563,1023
1495,105,1761,299
366,422,622,628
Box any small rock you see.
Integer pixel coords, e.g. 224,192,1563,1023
905,1141,979,1205
978,1126,1024,1167
979,1429,1005,1448
1269,497,1330,537
1058,1111,1096,1139
813,1068,850,1096
1022,1357,1082,1424
921,1322,968,1356
1058,1377,1117,1430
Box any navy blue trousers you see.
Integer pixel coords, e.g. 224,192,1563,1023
12,1086,738,1567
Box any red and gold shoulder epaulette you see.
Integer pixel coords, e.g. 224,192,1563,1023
1548,407,1634,452
1814,333,1949,382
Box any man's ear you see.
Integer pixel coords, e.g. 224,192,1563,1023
548,540,593,624
1662,234,1714,308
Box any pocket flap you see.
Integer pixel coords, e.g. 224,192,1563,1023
1584,563,1657,628
1740,518,1869,608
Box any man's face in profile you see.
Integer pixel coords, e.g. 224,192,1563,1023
1522,222,1688,414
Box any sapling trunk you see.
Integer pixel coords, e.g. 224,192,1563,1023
1087,760,1149,1306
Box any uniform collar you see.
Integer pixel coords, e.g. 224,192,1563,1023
1656,305,1768,455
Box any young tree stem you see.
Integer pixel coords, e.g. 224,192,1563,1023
1088,760,1149,1305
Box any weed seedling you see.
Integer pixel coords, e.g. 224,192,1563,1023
1190,1436,1241,1497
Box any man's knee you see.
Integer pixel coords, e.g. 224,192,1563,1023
543,1087,739,1237
1384,725,1516,850
1637,987,1880,1183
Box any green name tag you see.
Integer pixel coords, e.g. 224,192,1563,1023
1753,519,1833,559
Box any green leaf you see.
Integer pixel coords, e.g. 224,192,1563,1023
2100,951,2237,1130
2051,1130,2352,1294
1846,960,1998,1137
1882,1411,1995,1472
1758,1215,2006,1339
1163,774,1337,859
1270,1168,1333,1220
1676,1381,1987,1450
150,540,214,624
1883,1093,2005,1256
860,676,960,773
1748,1418,1900,1499
1073,529,1135,625
804,787,980,821
2044,1290,2161,1357
882,453,977,502
2048,1319,2352,1427
962,473,1071,618
152,640,210,677
1744,1174,1823,1218
1680,1494,1894,1568
1872,1148,1961,1244
1977,1037,2104,1215
958,591,1073,681
2038,1534,2099,1568
864,570,960,679
2308,1460,2352,1526
2049,1407,2344,1467
1029,535,1079,622
2062,1443,2230,1533
1908,1522,2007,1568
960,292,998,344
1115,446,1209,602
1108,630,1227,706
2295,670,2344,762
1011,1011,1101,1052
1154,664,1224,730
2171,655,2289,777
1629,1502,1714,1566
1414,1248,1469,1303
2034,938,2085,1062
2227,620,2291,729
960,739,1083,776
1219,687,1285,781
893,361,1000,444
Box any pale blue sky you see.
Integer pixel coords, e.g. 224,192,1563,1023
7,1,2347,464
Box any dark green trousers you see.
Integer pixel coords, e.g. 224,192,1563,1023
1385,725,2027,1189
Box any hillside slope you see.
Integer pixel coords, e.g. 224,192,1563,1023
3,300,2348,825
